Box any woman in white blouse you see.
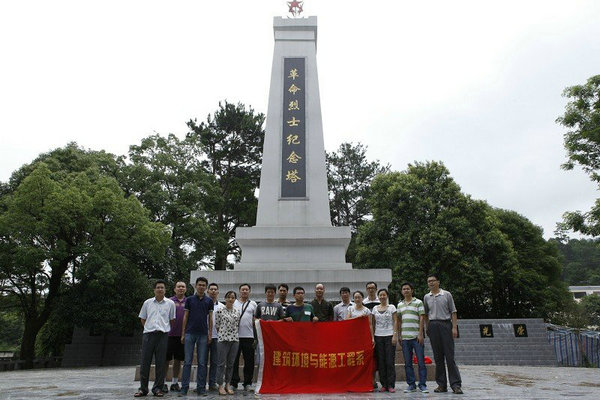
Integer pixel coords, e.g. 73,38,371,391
215,291,240,395
372,288,398,393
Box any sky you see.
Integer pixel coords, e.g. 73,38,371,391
1,0,599,239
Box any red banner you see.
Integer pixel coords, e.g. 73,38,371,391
255,317,374,393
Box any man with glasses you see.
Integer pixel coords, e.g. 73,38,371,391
423,274,463,395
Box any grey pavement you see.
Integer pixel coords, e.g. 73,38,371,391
0,365,599,400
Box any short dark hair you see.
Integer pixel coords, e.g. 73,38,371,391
366,281,377,289
293,286,305,295
224,290,237,299
401,282,414,291
278,283,289,291
208,282,219,289
265,284,276,293
353,290,364,298
339,287,350,294
377,288,389,297
154,279,166,288
239,283,251,290
427,274,440,282
195,277,208,285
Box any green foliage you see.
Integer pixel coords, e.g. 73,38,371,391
0,145,170,364
494,209,572,318
0,308,23,352
355,161,571,319
326,142,389,231
581,294,600,327
121,134,217,281
186,101,265,270
554,238,600,285
326,143,389,263
557,75,600,236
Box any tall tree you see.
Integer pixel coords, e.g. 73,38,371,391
186,101,265,270
326,142,389,263
557,74,600,236
121,134,218,281
326,142,389,231
355,161,570,318
0,148,170,367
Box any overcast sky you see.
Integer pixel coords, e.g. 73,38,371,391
1,0,599,239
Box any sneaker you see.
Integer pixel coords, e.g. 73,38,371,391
162,384,169,393
197,388,208,396
208,385,219,392
379,387,388,392
419,386,429,393
452,386,464,394
434,386,448,393
243,384,254,392
404,386,417,393
170,383,181,392
177,388,188,397
388,388,396,393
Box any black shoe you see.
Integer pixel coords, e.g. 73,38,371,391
434,386,448,393
452,386,464,394
208,385,218,391
170,383,181,392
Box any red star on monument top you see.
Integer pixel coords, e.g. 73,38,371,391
288,1,304,17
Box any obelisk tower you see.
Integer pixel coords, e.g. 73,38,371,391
234,16,353,272
192,13,391,299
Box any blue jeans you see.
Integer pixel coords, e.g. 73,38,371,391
181,333,208,392
402,338,427,389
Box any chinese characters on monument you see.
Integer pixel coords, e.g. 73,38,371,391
281,58,307,198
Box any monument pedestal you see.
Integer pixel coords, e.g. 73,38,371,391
191,268,390,301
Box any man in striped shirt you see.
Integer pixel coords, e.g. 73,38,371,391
397,282,428,393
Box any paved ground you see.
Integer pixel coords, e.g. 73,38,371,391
0,365,599,399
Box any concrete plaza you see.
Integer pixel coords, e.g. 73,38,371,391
0,365,599,400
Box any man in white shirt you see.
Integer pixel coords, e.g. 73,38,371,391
230,283,257,391
135,280,176,397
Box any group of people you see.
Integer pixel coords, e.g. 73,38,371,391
135,275,463,397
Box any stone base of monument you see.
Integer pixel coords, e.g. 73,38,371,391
133,363,436,383
190,268,392,302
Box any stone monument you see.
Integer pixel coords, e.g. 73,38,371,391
191,12,391,299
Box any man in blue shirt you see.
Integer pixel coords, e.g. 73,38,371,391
179,277,213,396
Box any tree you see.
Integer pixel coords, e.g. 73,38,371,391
493,209,572,318
354,161,571,319
186,101,265,270
0,148,170,368
580,294,600,328
554,238,600,285
326,142,389,230
121,134,218,281
326,143,389,263
557,75,600,236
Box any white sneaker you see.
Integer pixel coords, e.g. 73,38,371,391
419,386,429,393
